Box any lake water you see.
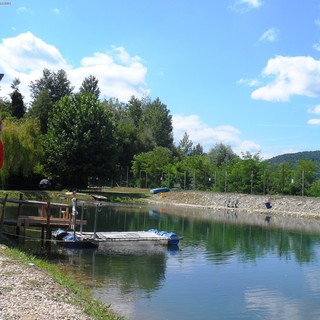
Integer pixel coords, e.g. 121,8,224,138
3,203,320,319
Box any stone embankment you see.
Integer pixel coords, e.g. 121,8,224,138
150,191,320,218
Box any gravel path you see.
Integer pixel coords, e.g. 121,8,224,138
0,245,92,320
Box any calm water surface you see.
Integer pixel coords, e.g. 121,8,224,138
4,204,320,319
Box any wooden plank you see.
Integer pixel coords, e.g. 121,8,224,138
0,198,70,208
17,216,87,227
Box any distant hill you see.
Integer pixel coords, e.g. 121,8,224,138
266,151,320,166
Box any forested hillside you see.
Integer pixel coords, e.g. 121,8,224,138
266,151,320,166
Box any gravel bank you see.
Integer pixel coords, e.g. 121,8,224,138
149,190,320,218
0,245,93,320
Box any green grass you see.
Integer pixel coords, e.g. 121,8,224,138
1,246,123,320
0,187,151,205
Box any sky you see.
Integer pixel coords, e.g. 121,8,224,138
1,0,320,159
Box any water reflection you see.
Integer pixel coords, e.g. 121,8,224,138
245,288,303,319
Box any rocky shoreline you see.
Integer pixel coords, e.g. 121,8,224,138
149,190,320,219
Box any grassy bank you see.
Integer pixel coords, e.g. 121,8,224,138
0,187,151,205
0,244,123,320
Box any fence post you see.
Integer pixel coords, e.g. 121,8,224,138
16,193,24,235
0,194,8,233
46,201,51,240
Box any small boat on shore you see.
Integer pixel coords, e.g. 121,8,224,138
150,187,170,194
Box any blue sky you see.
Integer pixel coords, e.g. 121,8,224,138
1,0,320,159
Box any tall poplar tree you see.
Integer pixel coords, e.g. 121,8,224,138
10,78,25,119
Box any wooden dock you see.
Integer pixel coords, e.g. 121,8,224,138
76,231,171,245
0,193,87,242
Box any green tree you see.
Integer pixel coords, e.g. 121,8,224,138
178,132,193,158
0,96,11,119
191,143,204,156
132,147,173,188
30,69,74,103
141,97,174,149
274,162,294,194
79,75,100,99
127,96,142,128
0,118,42,187
28,90,52,134
228,152,263,194
42,93,116,188
207,143,238,167
291,160,317,195
29,69,74,133
10,78,25,119
106,96,174,178
178,154,212,190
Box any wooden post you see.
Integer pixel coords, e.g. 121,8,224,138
0,194,8,233
41,194,46,217
80,202,84,234
93,203,98,240
16,193,23,235
46,201,51,240
45,201,51,250
41,227,45,247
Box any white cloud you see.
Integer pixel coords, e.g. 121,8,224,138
307,104,320,114
172,114,260,154
238,78,260,87
307,119,320,125
51,8,60,15
17,6,27,13
313,42,320,51
17,6,34,14
307,105,320,125
259,28,279,43
251,55,320,102
0,32,148,104
230,0,263,12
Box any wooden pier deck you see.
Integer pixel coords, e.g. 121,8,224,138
0,193,87,242
17,216,87,228
76,231,170,245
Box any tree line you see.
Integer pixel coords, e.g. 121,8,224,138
0,68,319,196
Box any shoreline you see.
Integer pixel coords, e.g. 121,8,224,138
146,190,320,219
0,244,120,320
